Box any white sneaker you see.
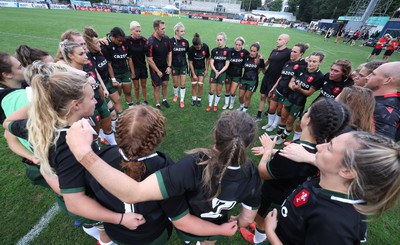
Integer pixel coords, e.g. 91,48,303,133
228,104,234,110
261,124,272,130
222,104,229,110
265,124,277,132
275,136,286,145
236,107,243,111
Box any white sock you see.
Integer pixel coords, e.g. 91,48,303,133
240,103,244,109
293,131,302,141
111,119,117,130
173,86,179,96
180,87,186,102
99,240,115,245
230,95,236,104
254,228,267,243
103,132,117,145
243,107,248,112
82,226,100,240
214,95,221,106
267,113,276,126
224,94,230,105
192,96,197,101
272,115,281,127
208,93,214,106
99,129,105,139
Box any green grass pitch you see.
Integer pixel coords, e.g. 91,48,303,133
0,7,399,244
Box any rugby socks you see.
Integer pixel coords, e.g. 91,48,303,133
272,115,281,128
257,111,262,118
103,131,117,145
192,96,197,101
214,95,221,106
254,228,267,244
197,97,201,101
180,87,186,102
173,86,179,97
224,94,230,106
267,113,276,126
242,106,248,112
208,93,214,106
281,129,292,140
230,95,236,105
276,124,286,135
127,102,134,108
82,225,100,240
293,131,302,141
239,103,245,110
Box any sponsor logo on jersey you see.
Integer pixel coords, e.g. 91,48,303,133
231,58,243,63
97,59,107,68
320,89,335,98
293,64,299,70
113,54,128,59
332,87,341,94
214,56,226,60
173,47,187,52
307,76,314,83
282,70,294,76
293,189,309,207
244,63,258,68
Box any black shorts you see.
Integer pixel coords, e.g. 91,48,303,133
150,69,169,87
384,49,395,56
133,67,148,80
371,48,383,56
260,75,276,95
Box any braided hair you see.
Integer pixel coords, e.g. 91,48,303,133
116,106,166,181
187,111,257,199
308,98,350,144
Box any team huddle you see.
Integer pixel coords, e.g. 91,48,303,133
1,18,400,245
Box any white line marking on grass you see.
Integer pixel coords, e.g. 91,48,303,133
17,203,59,245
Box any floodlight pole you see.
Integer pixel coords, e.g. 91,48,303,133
248,0,252,12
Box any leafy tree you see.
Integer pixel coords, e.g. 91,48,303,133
268,0,283,12
288,0,299,14
241,0,262,12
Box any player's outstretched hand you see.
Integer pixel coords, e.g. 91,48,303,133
121,212,146,230
279,143,316,165
219,220,238,237
251,146,264,156
66,119,94,162
259,133,276,152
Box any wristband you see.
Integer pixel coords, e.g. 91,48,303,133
111,78,117,82
118,213,124,225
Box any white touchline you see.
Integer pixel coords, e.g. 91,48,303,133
17,203,59,245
